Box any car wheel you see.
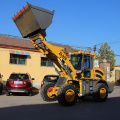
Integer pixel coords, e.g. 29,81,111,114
6,91,10,96
93,83,108,102
41,82,56,101
0,84,3,93
57,84,77,106
28,91,32,96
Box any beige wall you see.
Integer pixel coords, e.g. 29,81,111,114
110,66,120,82
0,47,58,88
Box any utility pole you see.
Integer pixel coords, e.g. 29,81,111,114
93,45,96,59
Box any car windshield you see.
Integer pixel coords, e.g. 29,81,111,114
9,74,29,80
44,76,58,82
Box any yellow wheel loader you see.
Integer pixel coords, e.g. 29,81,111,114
12,2,113,106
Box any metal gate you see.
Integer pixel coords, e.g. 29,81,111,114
115,70,120,82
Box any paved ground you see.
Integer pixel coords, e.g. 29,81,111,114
0,86,120,120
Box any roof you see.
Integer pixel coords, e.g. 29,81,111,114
0,34,74,52
0,35,35,50
115,65,120,67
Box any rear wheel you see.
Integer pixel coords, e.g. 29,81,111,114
57,84,77,106
6,91,10,96
93,83,108,102
41,83,56,101
28,90,33,96
0,84,3,93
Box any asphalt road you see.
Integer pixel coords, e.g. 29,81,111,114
0,86,120,120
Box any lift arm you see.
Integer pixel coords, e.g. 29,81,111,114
30,33,77,79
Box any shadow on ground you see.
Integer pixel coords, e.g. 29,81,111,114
0,97,120,120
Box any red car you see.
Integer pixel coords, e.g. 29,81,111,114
0,74,3,93
6,73,34,96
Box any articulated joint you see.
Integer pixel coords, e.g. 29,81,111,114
30,34,44,42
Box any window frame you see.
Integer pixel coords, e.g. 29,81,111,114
9,54,27,65
41,57,54,67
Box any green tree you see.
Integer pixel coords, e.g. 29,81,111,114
97,42,116,71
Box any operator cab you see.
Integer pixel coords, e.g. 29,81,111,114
70,53,94,78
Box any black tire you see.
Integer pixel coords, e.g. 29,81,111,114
28,91,32,96
6,91,10,96
57,84,77,106
78,96,85,101
41,82,56,101
0,84,3,93
93,83,108,102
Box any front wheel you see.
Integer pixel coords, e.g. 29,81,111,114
57,84,77,106
41,82,56,101
93,83,108,102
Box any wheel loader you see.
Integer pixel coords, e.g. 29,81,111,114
12,2,114,106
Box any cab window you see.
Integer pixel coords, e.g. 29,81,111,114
84,55,90,69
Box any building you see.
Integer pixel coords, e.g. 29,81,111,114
99,60,110,82
0,34,74,88
110,65,120,82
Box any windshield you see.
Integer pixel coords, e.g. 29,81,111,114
9,74,29,80
44,76,59,82
71,55,82,70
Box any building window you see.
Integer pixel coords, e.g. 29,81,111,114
41,57,53,67
10,54,27,65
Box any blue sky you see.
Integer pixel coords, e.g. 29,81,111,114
0,0,120,65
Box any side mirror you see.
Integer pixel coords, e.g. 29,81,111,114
32,78,35,80
76,70,82,75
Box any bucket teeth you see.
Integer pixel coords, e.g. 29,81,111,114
12,5,29,21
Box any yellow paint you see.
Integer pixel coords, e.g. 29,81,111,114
65,89,75,102
71,51,95,56
92,68,105,80
100,88,106,99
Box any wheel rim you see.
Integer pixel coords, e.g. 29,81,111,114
65,89,75,102
100,88,106,99
47,87,54,98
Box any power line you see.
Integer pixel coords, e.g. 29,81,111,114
108,40,120,44
1,33,120,57
106,38,120,45
0,33,28,40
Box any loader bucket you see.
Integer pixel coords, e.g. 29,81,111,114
12,2,55,38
